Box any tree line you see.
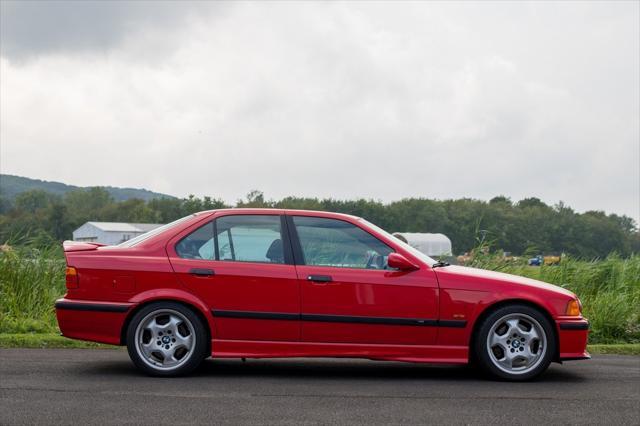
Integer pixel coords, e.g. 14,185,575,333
0,188,637,258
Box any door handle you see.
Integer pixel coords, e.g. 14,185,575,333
189,268,215,277
307,275,332,283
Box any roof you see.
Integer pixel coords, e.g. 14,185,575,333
197,208,360,221
86,222,164,233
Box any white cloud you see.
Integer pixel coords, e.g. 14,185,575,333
1,1,638,221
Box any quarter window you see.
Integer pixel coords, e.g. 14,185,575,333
175,222,214,260
292,216,393,269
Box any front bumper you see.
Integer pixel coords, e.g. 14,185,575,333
556,318,590,361
55,298,135,345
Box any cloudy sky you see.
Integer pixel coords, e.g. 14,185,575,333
1,1,638,221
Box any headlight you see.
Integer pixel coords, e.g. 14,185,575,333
566,299,581,316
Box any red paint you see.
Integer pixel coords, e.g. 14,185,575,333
56,208,589,365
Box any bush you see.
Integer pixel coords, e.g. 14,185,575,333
0,246,65,334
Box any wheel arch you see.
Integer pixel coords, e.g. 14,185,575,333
120,298,213,355
468,298,559,363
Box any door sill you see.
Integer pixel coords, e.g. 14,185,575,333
211,339,468,364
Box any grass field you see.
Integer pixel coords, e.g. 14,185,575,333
1,246,638,346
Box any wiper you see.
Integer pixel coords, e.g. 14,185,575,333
432,260,450,268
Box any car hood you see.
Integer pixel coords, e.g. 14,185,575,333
434,265,576,298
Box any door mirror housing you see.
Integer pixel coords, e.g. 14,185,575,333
387,253,419,271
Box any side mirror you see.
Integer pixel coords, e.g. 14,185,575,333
388,253,419,271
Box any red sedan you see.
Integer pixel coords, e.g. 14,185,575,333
56,209,589,380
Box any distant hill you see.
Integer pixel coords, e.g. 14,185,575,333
0,174,175,202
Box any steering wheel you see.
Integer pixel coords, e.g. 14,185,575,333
365,251,380,269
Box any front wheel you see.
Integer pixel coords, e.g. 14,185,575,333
126,302,208,376
474,304,556,381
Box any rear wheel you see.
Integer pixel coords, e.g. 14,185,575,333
475,304,555,381
126,302,207,376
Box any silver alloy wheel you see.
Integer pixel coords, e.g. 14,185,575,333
486,313,547,375
134,309,196,371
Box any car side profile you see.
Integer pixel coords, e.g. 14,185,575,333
56,209,589,380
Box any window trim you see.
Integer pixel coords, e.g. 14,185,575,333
287,214,395,270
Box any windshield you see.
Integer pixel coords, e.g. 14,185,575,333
117,215,195,248
359,219,437,267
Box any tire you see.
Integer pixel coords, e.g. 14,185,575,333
126,302,208,377
474,304,556,381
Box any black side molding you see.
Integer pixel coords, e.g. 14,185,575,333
301,313,439,327
212,310,299,321
55,301,130,313
211,310,467,328
437,320,468,328
559,322,590,330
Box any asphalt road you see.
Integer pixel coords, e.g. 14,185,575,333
0,349,638,425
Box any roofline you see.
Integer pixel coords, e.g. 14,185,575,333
197,208,360,220
130,223,164,226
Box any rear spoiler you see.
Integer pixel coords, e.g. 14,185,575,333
63,240,107,252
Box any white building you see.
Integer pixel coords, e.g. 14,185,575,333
72,222,164,245
393,232,453,257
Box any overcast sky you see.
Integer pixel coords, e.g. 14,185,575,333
1,1,638,221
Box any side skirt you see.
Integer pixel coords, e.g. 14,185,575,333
210,339,468,364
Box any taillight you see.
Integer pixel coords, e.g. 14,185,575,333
65,267,79,289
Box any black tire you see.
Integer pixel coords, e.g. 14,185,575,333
126,302,208,377
474,304,556,381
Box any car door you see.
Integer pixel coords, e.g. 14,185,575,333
167,212,300,342
288,214,439,345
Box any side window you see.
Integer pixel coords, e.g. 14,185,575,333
176,222,214,260
215,215,284,264
292,216,393,269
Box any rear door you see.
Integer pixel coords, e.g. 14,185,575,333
167,212,300,341
288,215,439,345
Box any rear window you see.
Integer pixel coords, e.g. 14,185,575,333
117,215,194,248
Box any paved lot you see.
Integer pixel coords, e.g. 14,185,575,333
0,349,638,425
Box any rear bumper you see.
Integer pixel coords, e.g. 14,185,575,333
55,298,135,345
556,319,590,361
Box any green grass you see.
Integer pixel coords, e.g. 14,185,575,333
1,246,638,345
587,343,640,355
0,333,119,349
0,246,66,335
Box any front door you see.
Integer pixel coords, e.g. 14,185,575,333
289,215,439,345
168,213,300,341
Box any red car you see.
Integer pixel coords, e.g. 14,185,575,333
56,209,589,380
